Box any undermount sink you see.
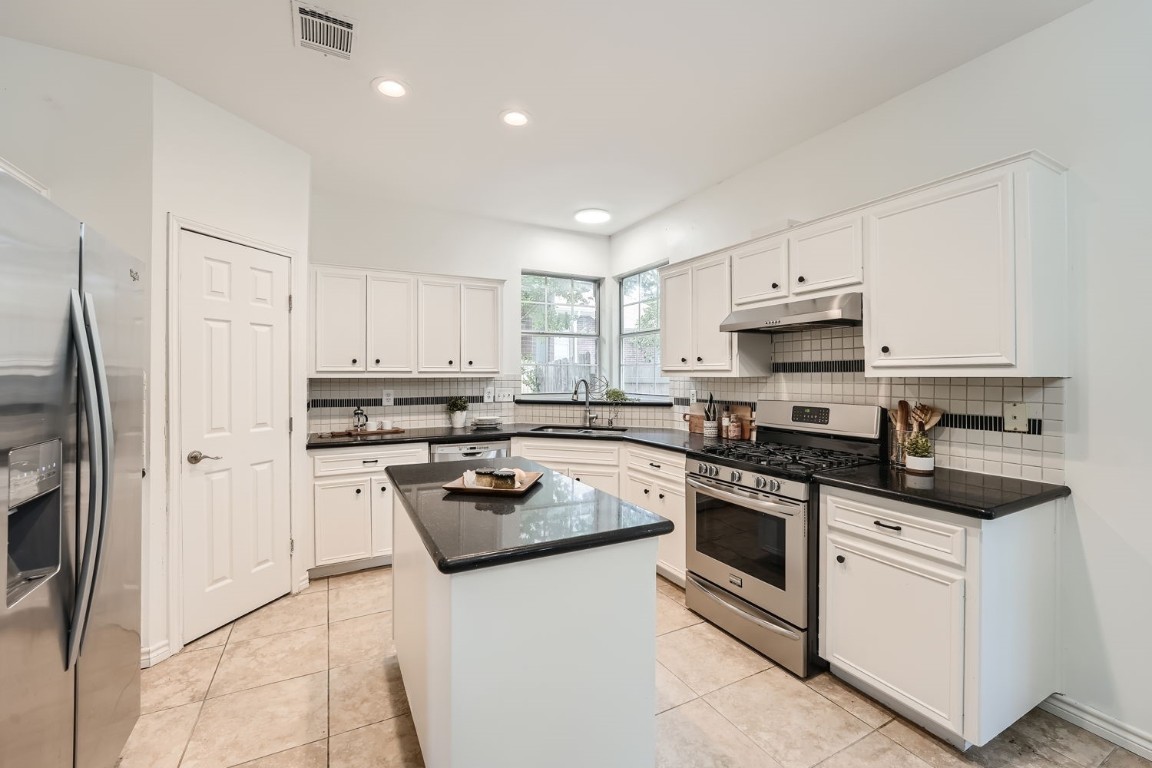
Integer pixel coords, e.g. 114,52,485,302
530,425,628,435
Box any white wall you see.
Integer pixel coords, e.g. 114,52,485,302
310,183,611,374
612,0,1152,744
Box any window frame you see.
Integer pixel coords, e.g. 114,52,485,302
618,265,669,397
520,271,603,395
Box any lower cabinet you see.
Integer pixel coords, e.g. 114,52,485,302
819,488,1060,748
622,446,687,584
566,465,619,495
310,443,429,569
510,438,621,495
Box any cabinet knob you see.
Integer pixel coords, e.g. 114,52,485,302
375,358,381,364
380,485,387,492
881,346,890,354
468,360,473,366
771,282,779,289
575,477,581,482
643,488,650,494
658,493,665,500
448,360,454,365
355,488,362,495
696,356,703,363
352,358,358,364
680,357,687,363
797,276,806,284
836,555,845,564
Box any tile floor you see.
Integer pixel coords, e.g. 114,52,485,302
123,568,1151,768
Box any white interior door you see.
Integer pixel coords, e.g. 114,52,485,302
179,230,292,642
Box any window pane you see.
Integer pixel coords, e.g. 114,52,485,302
622,303,640,334
639,269,660,300
621,331,667,395
638,298,659,331
521,302,546,331
521,333,598,393
521,274,546,303
622,274,639,304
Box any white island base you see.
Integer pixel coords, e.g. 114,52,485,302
394,505,659,768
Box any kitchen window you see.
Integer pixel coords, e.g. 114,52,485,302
520,273,600,394
619,267,668,396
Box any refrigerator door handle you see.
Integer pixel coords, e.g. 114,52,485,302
67,289,105,670
83,291,115,588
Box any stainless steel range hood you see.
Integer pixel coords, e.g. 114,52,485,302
720,292,862,333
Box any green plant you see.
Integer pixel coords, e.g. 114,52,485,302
603,387,630,403
703,393,716,421
904,432,933,458
446,396,469,413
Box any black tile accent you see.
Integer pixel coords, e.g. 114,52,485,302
673,397,691,406
771,360,866,374
938,413,1043,435
694,398,757,410
309,395,486,409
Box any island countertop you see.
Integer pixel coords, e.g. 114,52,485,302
386,457,674,574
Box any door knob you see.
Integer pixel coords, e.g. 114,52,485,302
187,450,222,465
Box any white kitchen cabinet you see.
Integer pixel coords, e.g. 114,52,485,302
819,488,1060,749
659,255,772,377
418,279,462,373
731,235,789,307
460,282,501,373
622,445,687,584
310,443,429,571
510,438,620,494
313,268,367,373
863,153,1067,377
788,214,863,295
367,274,416,373
567,466,619,496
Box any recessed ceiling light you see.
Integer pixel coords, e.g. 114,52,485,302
372,78,407,98
501,110,530,127
574,209,611,225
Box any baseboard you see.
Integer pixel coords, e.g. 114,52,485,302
140,640,172,669
1041,694,1152,761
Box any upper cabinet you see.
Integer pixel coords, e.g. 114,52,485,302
863,154,1067,377
731,235,788,306
311,267,503,377
788,214,863,295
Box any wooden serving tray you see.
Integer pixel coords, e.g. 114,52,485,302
321,428,406,437
442,471,543,496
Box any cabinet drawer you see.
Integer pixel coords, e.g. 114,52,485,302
625,446,686,484
312,444,430,477
514,438,619,466
825,494,966,567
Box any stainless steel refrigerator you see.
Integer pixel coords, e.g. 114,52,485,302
1,173,146,768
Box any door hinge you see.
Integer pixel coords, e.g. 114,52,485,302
290,538,295,554
288,294,293,312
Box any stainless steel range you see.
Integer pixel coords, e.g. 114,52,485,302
685,400,885,677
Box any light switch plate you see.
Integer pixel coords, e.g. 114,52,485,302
381,390,395,407
690,389,697,404
1003,402,1028,433
496,389,515,403
483,387,495,403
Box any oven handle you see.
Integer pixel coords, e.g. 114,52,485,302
687,574,801,641
686,477,798,517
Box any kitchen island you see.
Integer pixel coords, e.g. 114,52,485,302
386,457,673,768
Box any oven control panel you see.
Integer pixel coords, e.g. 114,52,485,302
791,406,830,426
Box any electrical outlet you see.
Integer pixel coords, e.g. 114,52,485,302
381,390,394,407
690,389,697,404
1003,402,1028,433
483,386,495,403
496,389,515,403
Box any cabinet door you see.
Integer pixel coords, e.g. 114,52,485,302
367,274,416,373
660,266,693,372
789,215,863,295
623,472,656,510
314,269,366,372
314,478,372,565
691,256,733,371
371,476,393,558
731,236,789,307
865,169,1016,369
418,279,462,372
461,282,501,373
569,466,619,496
655,483,686,581
825,536,965,735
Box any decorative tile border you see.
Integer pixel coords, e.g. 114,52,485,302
939,413,1043,435
309,395,485,409
771,360,865,374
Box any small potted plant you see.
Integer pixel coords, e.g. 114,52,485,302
603,387,631,427
903,432,934,475
447,396,469,429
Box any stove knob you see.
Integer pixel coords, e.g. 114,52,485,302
709,465,719,477
755,476,768,490
730,470,742,483
697,463,708,474
770,479,781,493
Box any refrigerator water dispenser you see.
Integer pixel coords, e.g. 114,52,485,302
6,439,62,607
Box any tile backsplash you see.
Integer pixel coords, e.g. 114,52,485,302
308,327,1065,483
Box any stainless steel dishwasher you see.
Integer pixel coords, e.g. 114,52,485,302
430,441,511,462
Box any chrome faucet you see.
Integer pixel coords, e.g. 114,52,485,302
572,379,598,428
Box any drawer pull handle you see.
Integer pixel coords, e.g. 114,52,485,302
362,459,379,465
873,520,902,532
649,462,662,469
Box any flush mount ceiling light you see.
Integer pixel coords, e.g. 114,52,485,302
372,78,407,98
500,110,530,127
574,209,611,225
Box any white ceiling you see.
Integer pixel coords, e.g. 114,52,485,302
1,0,1088,234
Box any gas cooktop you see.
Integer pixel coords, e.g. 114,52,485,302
696,441,878,477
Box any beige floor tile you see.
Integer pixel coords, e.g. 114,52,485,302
233,740,329,767
329,715,424,768
880,719,975,768
230,592,329,642
806,672,894,728
208,625,329,698
298,578,328,595
118,701,200,768
1102,749,1152,768
819,731,931,768
657,577,687,606
704,667,874,768
656,592,703,636
657,622,773,695
656,661,698,714
329,580,393,623
183,623,232,653
329,566,392,590
330,654,410,736
330,611,395,668
140,645,222,714
881,717,1091,768
181,672,328,768
656,699,782,768
1009,709,1116,767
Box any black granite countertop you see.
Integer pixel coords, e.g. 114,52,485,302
387,457,674,574
813,464,1071,519
308,422,718,455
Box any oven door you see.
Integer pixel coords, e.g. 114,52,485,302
686,476,807,628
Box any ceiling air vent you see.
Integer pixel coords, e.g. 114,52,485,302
291,1,354,60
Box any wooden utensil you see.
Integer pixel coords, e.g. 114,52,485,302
923,408,944,431
897,400,911,432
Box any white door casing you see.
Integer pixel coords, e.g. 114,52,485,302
179,230,293,641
